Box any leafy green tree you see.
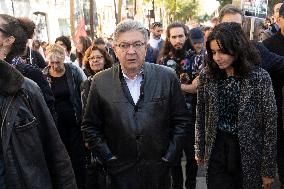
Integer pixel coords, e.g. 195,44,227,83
217,0,232,9
157,0,198,22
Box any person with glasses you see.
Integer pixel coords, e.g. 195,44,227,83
81,19,192,189
43,44,87,189
80,45,113,189
81,45,113,119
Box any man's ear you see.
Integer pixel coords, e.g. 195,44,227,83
276,16,281,24
3,36,15,46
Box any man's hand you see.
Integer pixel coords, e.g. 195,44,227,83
262,176,274,189
192,75,199,89
180,76,199,94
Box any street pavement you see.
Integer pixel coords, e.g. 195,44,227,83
181,161,281,189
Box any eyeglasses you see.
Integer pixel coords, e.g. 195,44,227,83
0,27,10,36
89,56,104,61
116,41,145,51
49,61,62,64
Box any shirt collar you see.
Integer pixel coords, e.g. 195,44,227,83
121,64,144,80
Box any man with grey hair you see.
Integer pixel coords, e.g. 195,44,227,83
82,19,191,189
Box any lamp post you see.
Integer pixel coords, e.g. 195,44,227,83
152,0,155,21
11,0,15,16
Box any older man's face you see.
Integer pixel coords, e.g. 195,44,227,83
113,30,147,74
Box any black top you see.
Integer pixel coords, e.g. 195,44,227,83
217,76,240,135
13,60,57,122
50,73,76,122
263,31,284,56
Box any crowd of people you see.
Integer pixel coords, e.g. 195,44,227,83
0,1,284,189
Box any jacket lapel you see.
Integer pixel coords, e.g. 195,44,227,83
207,78,219,129
2,96,18,155
112,65,133,104
238,78,253,130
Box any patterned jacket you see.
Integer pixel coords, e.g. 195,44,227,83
195,67,277,189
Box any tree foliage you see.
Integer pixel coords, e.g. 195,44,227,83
216,0,232,9
155,0,198,22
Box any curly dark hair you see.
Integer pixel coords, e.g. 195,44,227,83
206,22,260,79
158,22,193,63
83,45,113,76
55,36,72,53
0,14,35,62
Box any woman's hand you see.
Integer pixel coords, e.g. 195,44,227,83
262,176,274,189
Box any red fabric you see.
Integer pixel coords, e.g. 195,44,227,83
74,19,87,42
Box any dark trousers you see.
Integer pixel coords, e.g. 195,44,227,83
57,118,86,189
108,161,170,189
171,102,197,189
171,146,198,189
85,151,108,189
207,130,243,189
277,127,284,184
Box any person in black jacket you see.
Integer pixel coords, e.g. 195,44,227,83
0,14,56,122
43,44,87,189
81,45,113,189
81,20,192,189
263,3,284,57
22,46,47,69
0,60,77,188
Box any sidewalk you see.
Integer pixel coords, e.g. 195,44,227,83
181,160,281,189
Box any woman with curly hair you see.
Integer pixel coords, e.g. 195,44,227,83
81,45,113,189
195,22,277,189
81,45,113,118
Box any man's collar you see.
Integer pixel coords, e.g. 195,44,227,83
150,36,162,42
120,64,144,80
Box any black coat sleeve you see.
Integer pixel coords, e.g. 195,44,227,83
81,79,113,162
164,72,192,162
255,42,284,81
25,81,77,189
